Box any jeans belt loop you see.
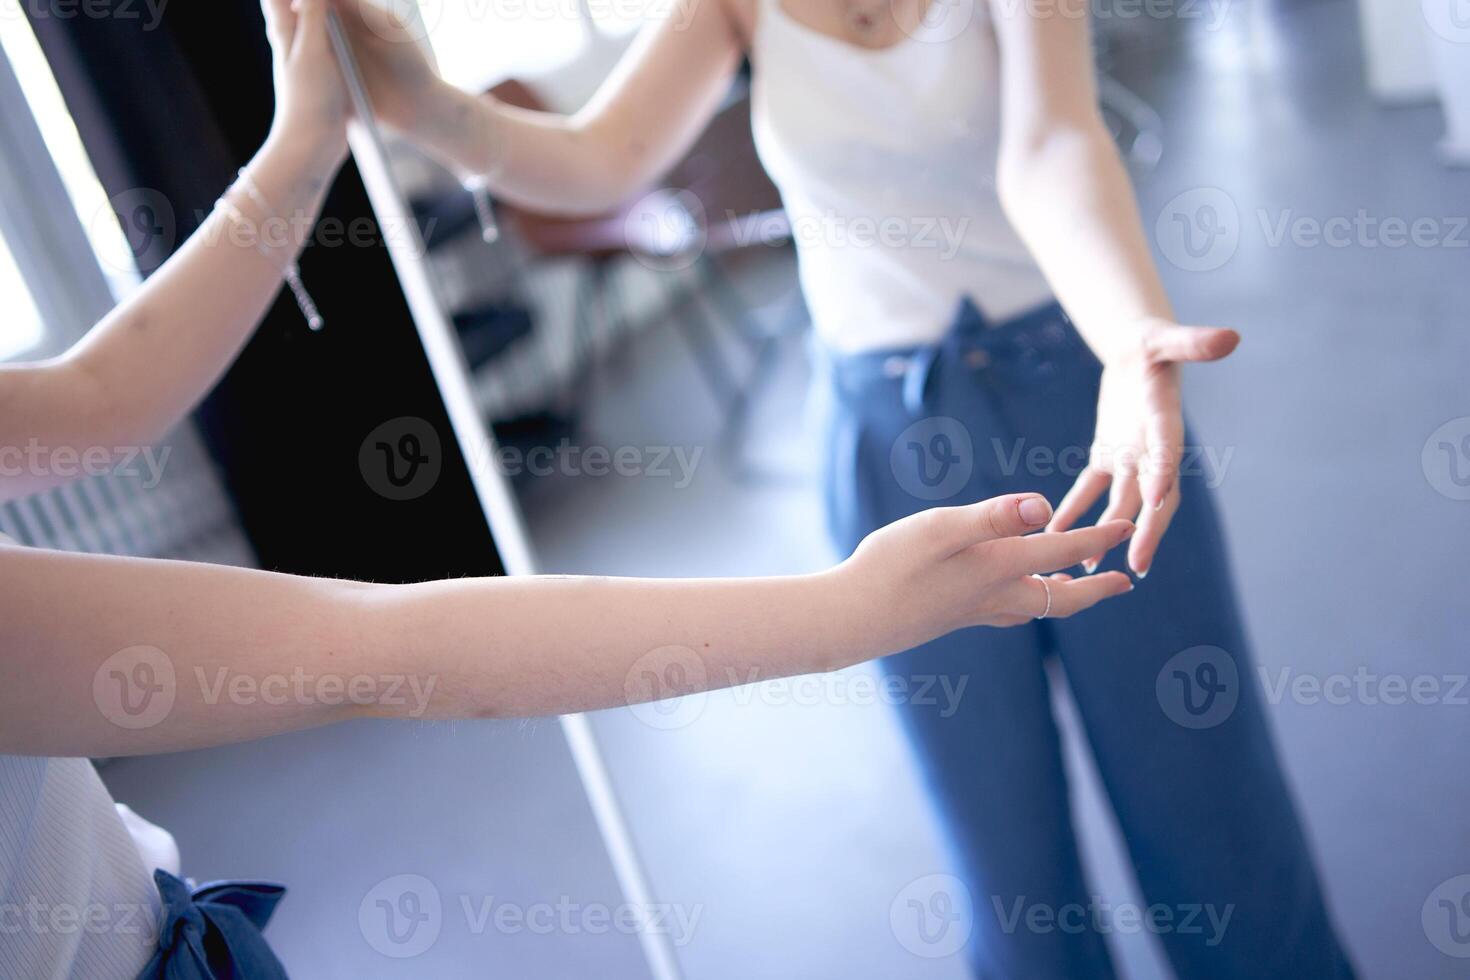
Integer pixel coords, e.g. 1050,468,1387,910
902,344,942,418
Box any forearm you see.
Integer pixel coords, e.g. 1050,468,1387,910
0,493,1138,757
0,134,341,504
0,545,862,759
998,120,1175,364
414,86,654,216
64,133,342,445
392,3,739,217
357,571,865,722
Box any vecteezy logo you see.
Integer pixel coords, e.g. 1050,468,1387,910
891,417,974,501
624,646,709,730
890,874,973,958
1423,874,1470,958
1422,417,1470,501
359,417,443,502
896,0,975,43
93,646,176,730
1422,0,1470,44
1155,188,1241,273
626,189,708,272
359,874,442,958
93,189,176,274
358,0,446,44
1156,645,1240,729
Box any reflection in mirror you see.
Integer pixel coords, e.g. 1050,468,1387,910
336,0,1469,977
330,12,689,980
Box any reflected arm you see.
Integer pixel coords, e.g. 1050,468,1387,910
332,0,743,214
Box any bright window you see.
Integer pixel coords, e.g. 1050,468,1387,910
425,0,647,94
0,230,44,361
0,13,140,361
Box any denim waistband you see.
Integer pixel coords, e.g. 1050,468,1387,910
816,298,1088,416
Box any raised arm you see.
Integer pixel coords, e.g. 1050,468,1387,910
330,0,744,214
0,496,1133,758
989,0,1240,576
0,0,346,504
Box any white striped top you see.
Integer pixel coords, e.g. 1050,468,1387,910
1,534,164,979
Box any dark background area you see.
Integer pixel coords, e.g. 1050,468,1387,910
25,0,504,582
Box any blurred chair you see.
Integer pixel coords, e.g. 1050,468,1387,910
487,76,807,483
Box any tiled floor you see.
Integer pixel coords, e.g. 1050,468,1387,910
104,0,1470,977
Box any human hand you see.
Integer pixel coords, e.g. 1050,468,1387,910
1049,319,1239,577
326,0,449,137
836,493,1135,657
262,0,351,169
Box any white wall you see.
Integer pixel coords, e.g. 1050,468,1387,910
1356,0,1438,101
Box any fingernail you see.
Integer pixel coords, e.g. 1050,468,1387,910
1019,497,1052,526
1136,568,1149,580
1154,498,1165,512
1082,559,1098,574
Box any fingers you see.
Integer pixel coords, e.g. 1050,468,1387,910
1141,408,1183,512
928,493,1054,555
291,0,330,57
997,520,1135,577
1046,571,1133,617
262,0,297,50
1098,463,1141,526
325,0,380,43
1143,324,1241,364
994,571,1133,622
342,0,410,38
1135,399,1183,573
1129,482,1178,578
1084,470,1141,572
1048,466,1109,534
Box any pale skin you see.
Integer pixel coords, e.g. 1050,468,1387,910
332,0,1244,577
0,0,1135,760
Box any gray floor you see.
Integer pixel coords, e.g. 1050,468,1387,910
104,0,1470,977
528,2,1470,977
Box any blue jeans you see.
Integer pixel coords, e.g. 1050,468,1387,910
817,300,1354,979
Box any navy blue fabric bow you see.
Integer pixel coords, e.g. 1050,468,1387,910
137,870,288,980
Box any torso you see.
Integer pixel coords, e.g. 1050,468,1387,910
728,0,942,52
731,0,1055,352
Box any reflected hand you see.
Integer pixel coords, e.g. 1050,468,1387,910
840,493,1135,656
326,0,448,136
262,0,350,162
1048,319,1240,577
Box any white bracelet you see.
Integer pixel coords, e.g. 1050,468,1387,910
230,169,325,332
462,175,499,244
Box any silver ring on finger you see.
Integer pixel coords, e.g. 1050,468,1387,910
1031,573,1053,620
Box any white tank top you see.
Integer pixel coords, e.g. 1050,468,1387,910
0,535,168,979
749,0,1054,352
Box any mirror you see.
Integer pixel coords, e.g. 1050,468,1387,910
332,1,1470,977
328,13,686,980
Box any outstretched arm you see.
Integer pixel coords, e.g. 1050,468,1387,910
0,496,1133,758
329,0,743,214
0,0,346,504
989,0,1240,576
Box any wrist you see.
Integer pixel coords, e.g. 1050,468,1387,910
808,563,895,672
262,122,349,182
424,85,504,178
